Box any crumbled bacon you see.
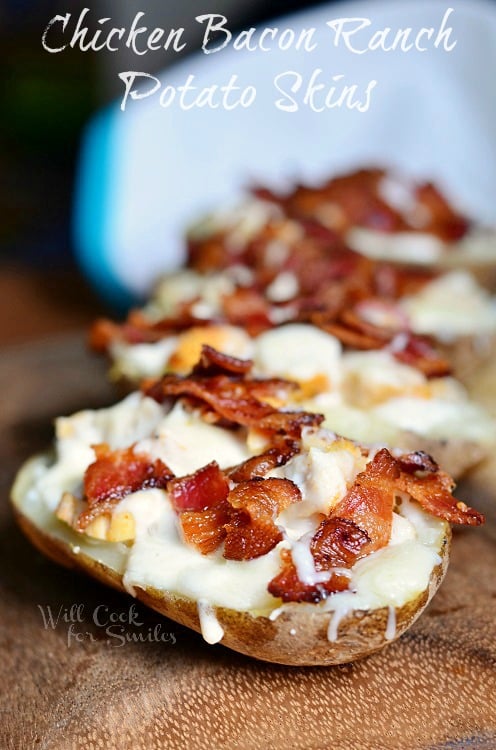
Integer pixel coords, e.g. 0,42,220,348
397,451,439,475
393,333,451,378
397,468,484,526
268,518,370,603
415,182,470,241
192,344,253,377
77,444,174,529
180,477,302,560
228,438,299,482
222,287,274,336
144,347,318,436
223,478,301,560
333,449,397,555
180,503,231,554
168,461,229,512
253,169,470,241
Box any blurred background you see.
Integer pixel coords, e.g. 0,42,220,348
2,0,495,344
0,0,325,343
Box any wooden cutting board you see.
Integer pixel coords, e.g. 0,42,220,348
1,334,496,750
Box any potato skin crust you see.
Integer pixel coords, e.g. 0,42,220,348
11,474,451,666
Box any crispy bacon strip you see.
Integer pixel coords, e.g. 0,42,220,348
416,182,470,241
397,466,484,526
144,346,318,436
222,287,274,336
180,503,231,555
397,451,439,474
268,518,370,603
393,334,451,378
77,444,174,529
333,448,398,555
89,305,216,353
180,477,302,560
192,344,253,377
228,438,300,482
223,478,301,560
145,374,276,425
168,461,229,512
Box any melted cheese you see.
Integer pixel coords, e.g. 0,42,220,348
188,198,281,249
341,350,426,408
38,394,164,511
119,490,282,614
110,339,178,381
400,271,496,340
372,396,496,443
134,401,250,476
254,324,342,386
14,407,447,639
348,225,496,266
147,270,235,320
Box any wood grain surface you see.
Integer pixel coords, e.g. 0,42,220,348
1,334,496,750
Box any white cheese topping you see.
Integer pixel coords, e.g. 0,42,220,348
372,396,496,443
14,394,448,638
134,401,250,476
348,226,496,265
349,227,444,263
400,271,496,341
197,599,225,644
188,198,281,249
110,339,179,381
253,324,342,386
146,270,234,320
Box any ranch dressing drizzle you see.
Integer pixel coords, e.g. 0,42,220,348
385,605,397,641
197,599,224,644
327,605,351,642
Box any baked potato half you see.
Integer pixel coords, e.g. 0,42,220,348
12,464,451,666
12,452,451,667
11,349,482,666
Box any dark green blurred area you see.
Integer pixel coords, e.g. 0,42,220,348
0,1,97,269
0,0,326,274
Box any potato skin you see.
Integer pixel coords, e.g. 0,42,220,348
11,481,451,667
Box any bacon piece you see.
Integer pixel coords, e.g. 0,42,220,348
77,444,174,529
333,449,398,554
228,439,300,482
222,287,274,336
278,170,406,234
314,316,388,351
180,503,231,554
89,319,123,353
144,349,317,436
192,344,253,377
187,234,236,273
397,468,484,526
224,478,301,560
224,515,282,561
375,264,438,299
88,318,163,351
179,476,301,559
169,461,229,512
228,477,300,518
416,182,470,242
268,518,370,603
146,374,276,426
393,333,451,378
397,451,439,475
